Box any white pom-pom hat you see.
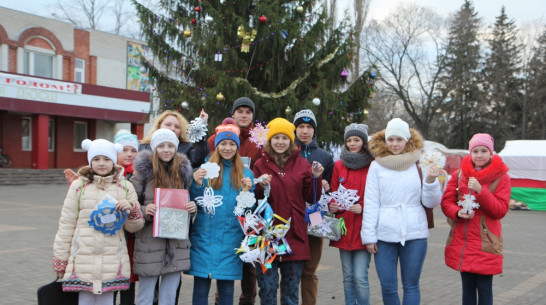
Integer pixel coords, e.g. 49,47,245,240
81,139,123,165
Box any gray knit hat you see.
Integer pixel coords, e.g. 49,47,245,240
293,109,317,129
232,97,255,113
344,123,369,143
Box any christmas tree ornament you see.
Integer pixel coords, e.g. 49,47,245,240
237,25,257,53
330,184,360,211
214,52,223,62
195,6,201,12
312,97,321,106
249,123,269,149
183,29,192,38
285,105,292,115
281,30,289,40
458,193,479,214
340,68,348,81
370,71,376,79
296,6,304,14
181,101,189,109
191,18,196,24
187,117,208,143
216,92,225,101
259,15,267,24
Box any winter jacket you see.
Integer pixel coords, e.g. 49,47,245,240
130,150,193,277
295,137,334,183
208,124,262,168
329,160,369,251
442,155,510,275
361,129,442,246
253,149,322,261
188,159,255,280
139,138,209,169
52,166,144,294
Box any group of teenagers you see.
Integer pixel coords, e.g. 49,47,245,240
52,96,511,305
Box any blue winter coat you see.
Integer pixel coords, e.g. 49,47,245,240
188,159,255,280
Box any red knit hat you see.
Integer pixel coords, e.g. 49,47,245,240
469,133,494,154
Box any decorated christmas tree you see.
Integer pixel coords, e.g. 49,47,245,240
134,0,375,146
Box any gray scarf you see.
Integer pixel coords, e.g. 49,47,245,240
340,146,372,169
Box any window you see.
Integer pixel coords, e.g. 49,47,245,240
75,59,85,83
23,49,54,78
48,119,55,152
73,121,87,151
22,117,32,151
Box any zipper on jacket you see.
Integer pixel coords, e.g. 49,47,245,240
457,220,469,271
482,223,493,243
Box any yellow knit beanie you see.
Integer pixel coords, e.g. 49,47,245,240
267,118,295,142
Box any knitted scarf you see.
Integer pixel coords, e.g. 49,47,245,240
340,146,372,170
374,149,421,171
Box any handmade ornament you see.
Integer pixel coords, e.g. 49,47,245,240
186,117,207,143
201,162,220,179
419,149,446,172
233,191,256,216
458,193,479,214
249,123,269,149
307,213,346,241
330,184,360,210
194,162,223,214
88,194,127,236
237,25,257,53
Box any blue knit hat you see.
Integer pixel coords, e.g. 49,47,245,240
214,124,241,148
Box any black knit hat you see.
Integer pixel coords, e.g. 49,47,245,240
293,109,317,130
344,123,369,143
232,97,255,113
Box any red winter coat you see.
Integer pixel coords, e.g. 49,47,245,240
253,149,322,261
442,155,510,275
329,160,369,251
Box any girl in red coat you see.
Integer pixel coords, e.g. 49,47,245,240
441,133,511,305
253,117,323,305
328,123,373,305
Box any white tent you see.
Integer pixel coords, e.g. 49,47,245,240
498,140,546,181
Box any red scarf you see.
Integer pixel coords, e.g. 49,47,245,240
460,155,508,185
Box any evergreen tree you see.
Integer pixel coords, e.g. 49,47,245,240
438,0,484,149
527,27,546,139
133,0,375,147
482,6,523,150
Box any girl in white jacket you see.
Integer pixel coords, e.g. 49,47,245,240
361,118,441,305
53,139,144,305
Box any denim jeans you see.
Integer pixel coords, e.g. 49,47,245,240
460,272,493,305
192,276,234,305
374,239,427,305
137,272,181,305
256,260,304,305
339,249,371,305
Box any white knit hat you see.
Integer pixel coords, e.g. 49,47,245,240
113,129,139,151
81,139,123,165
385,118,411,141
150,128,179,151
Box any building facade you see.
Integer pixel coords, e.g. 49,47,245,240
0,7,150,169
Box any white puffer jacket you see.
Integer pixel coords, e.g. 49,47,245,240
53,166,144,294
361,129,442,246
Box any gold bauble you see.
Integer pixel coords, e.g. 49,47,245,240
296,6,304,14
183,29,192,38
216,92,225,101
285,105,292,115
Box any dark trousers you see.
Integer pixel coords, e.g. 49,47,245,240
239,262,257,305
461,272,493,305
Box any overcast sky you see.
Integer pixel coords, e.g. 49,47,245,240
1,0,544,31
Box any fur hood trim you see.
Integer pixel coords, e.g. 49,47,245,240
133,150,193,189
369,128,423,158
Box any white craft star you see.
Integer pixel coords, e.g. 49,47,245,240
195,187,223,214
458,193,480,214
331,184,360,210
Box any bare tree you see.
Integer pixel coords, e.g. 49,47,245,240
361,4,449,139
52,0,109,30
352,0,370,80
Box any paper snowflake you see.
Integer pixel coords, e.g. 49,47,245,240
458,193,480,214
419,150,446,171
195,187,224,214
88,194,127,236
201,162,221,179
187,117,208,143
160,208,187,236
330,184,360,210
317,188,333,212
234,191,256,216
249,123,268,149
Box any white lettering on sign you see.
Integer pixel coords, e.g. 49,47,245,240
0,86,5,96
0,72,81,94
16,88,58,102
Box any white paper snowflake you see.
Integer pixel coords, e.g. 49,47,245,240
195,187,224,214
458,193,480,214
317,188,333,212
187,117,208,143
330,184,360,210
419,149,446,171
234,191,256,216
201,162,221,179
160,208,187,237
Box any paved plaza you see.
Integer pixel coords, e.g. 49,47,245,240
1,183,545,304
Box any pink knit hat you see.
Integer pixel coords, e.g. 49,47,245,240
469,133,494,154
